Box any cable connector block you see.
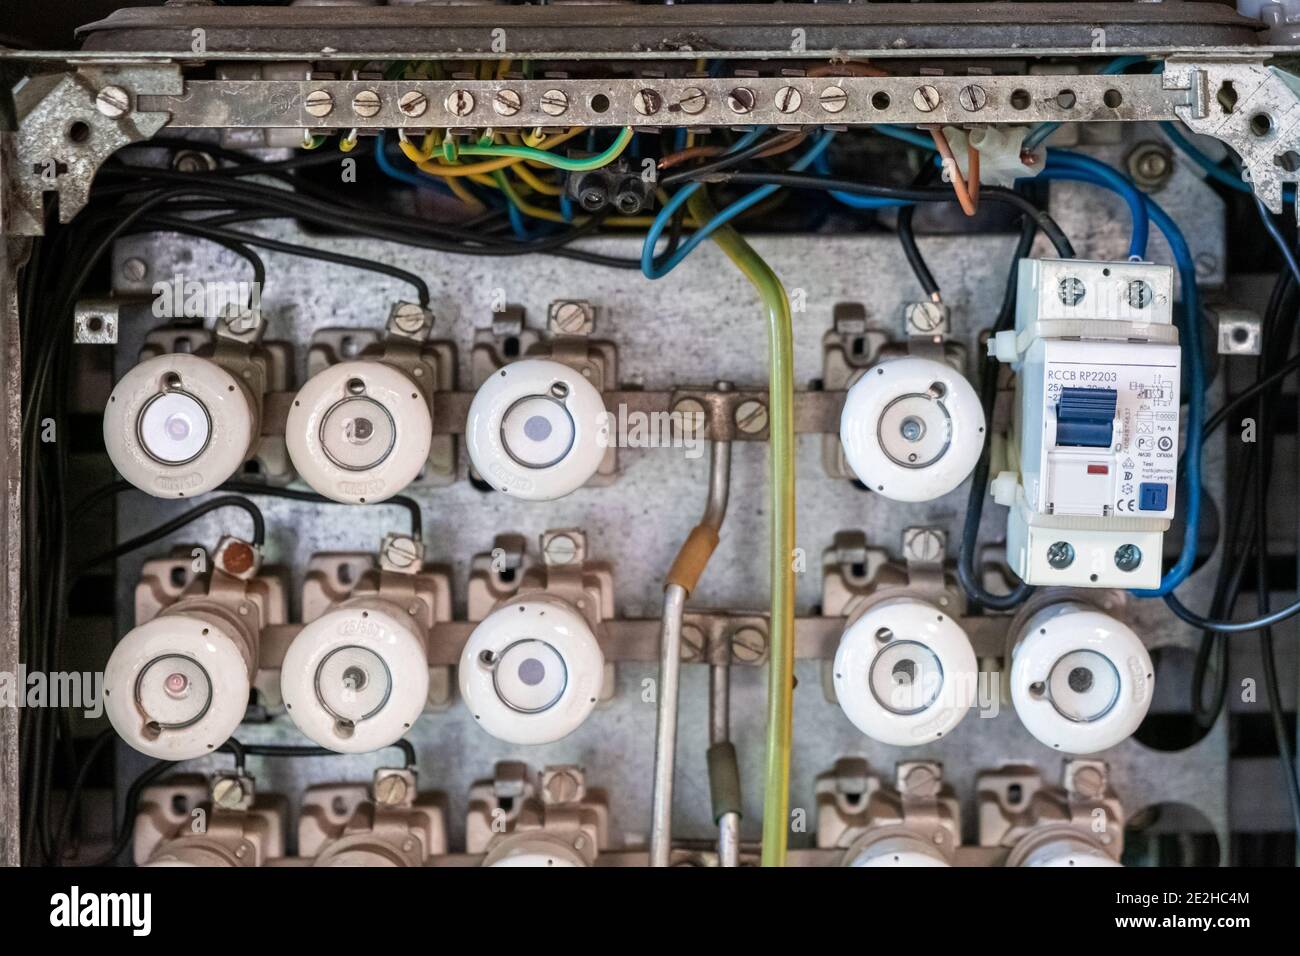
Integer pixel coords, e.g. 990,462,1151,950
1006,502,1164,589
1015,258,1175,328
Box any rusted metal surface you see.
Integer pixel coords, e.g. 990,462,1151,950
67,3,1262,60
0,231,26,868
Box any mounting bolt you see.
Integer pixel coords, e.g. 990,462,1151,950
1126,279,1154,309
902,528,945,564
819,86,849,113
444,90,475,117
96,85,130,118
1126,141,1174,191
731,626,766,663
383,534,422,570
493,89,523,116
775,86,803,114
958,84,987,112
1114,543,1142,572
121,258,148,283
305,89,334,118
542,532,580,566
373,773,409,807
398,90,428,118
352,89,382,118
1071,765,1107,799
676,87,708,115
905,301,947,334
1047,541,1076,570
733,399,768,435
1057,275,1086,306
547,299,595,335
727,87,756,114
172,150,216,173
211,776,246,810
901,763,942,798
390,301,430,335
633,89,662,116
544,769,581,804
393,305,427,335
540,89,569,117
672,397,708,440
680,623,706,662
913,85,941,112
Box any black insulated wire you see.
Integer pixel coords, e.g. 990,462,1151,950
956,216,1038,612
76,495,266,573
690,171,1076,259
896,203,942,303
218,482,423,541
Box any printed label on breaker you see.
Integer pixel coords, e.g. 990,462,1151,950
1041,342,1180,518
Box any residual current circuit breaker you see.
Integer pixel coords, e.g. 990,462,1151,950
991,258,1181,590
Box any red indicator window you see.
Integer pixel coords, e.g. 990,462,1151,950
1087,464,1109,475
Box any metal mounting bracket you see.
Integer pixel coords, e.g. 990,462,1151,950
6,64,181,236
1165,57,1300,213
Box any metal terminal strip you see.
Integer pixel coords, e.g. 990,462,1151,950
140,73,1189,130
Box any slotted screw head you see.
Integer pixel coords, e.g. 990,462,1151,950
352,89,382,118
672,398,707,440
544,770,581,804
550,301,590,333
445,90,475,117
677,87,708,115
212,777,245,809
775,86,803,114
383,534,422,569
398,90,428,118
493,89,523,116
727,87,756,114
122,258,148,282
391,302,428,335
96,85,130,118
680,624,706,662
305,89,334,118
731,627,766,663
913,85,941,112
819,86,848,113
374,774,409,806
540,89,569,116
902,764,941,798
633,89,662,116
734,399,768,434
958,85,987,112
543,533,579,565
1072,765,1107,798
